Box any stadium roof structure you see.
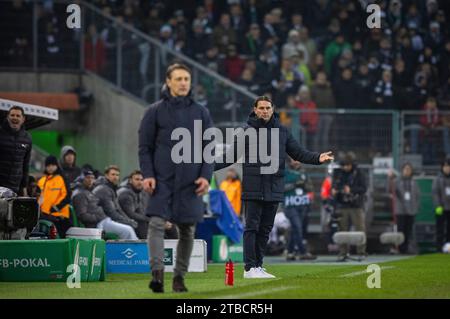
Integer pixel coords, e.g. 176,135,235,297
0,98,58,130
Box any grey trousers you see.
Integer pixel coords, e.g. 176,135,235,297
147,216,196,278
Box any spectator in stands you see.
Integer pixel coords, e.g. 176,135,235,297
295,85,318,149
282,29,308,61
290,51,312,87
332,153,367,261
289,13,304,32
373,70,395,109
311,71,335,150
219,168,242,218
333,68,358,108
0,106,32,196
298,28,317,66
84,24,106,73
72,170,138,239
388,163,421,254
37,155,72,238
143,7,164,38
242,23,263,59
93,165,139,230
324,33,351,75
261,13,279,44
229,3,247,47
117,170,150,239
188,19,212,60
283,158,316,261
238,68,261,95
213,13,237,55
354,62,373,109
272,58,303,107
223,44,245,82
393,58,413,110
432,156,450,252
420,97,441,164
309,53,326,79
59,145,81,186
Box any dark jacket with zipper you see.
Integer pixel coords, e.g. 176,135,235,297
138,88,214,223
332,165,367,209
0,119,32,194
72,183,107,228
215,112,321,202
92,176,136,227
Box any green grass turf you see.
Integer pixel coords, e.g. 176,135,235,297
1,254,449,299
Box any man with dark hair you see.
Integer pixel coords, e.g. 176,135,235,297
139,62,214,293
216,96,333,278
92,165,139,237
0,106,32,195
117,170,150,239
72,170,138,239
432,156,450,252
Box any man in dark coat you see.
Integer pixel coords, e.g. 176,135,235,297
138,63,214,293
0,106,32,195
215,96,334,278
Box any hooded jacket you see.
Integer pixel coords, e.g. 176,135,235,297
215,112,321,202
138,88,214,223
0,119,32,194
391,174,421,216
60,145,81,185
92,176,136,227
72,182,107,228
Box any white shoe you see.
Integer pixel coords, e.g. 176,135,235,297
258,267,276,278
244,267,263,279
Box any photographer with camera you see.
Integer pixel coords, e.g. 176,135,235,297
331,153,367,261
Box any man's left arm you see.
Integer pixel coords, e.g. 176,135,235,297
286,130,321,165
351,170,367,195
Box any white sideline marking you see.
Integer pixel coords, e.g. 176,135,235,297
340,266,395,278
214,286,296,299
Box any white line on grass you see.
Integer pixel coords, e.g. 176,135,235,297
214,286,297,299
339,266,396,278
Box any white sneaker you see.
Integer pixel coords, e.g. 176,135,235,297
244,267,262,278
258,267,276,278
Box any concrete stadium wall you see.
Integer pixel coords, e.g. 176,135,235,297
0,71,146,175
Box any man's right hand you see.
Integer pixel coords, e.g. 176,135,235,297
143,178,156,195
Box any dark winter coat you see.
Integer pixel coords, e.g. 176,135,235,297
332,165,367,208
71,183,107,228
117,183,150,223
215,112,321,202
138,88,214,224
92,176,136,227
0,119,32,194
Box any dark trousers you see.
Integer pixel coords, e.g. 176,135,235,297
397,215,415,254
284,206,307,254
436,210,450,251
243,200,279,271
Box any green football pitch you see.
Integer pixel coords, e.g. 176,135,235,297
1,254,449,299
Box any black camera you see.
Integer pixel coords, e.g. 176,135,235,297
0,187,39,239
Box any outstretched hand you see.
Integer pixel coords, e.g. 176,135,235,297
319,151,334,163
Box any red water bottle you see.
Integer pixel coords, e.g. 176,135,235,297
225,259,234,286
